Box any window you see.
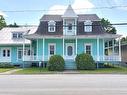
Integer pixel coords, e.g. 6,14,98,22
17,48,30,60
2,49,10,57
48,44,56,56
12,32,23,39
68,23,72,30
85,44,92,55
48,21,56,32
84,20,92,32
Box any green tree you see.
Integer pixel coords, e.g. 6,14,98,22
0,15,6,30
101,18,116,34
8,22,19,27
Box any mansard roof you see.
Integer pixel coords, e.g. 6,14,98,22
40,14,100,21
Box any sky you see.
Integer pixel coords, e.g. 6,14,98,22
0,0,127,36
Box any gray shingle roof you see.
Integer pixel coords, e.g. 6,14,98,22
40,14,100,21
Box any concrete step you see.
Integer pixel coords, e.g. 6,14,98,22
65,60,77,70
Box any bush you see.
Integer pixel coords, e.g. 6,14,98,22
75,53,96,70
0,63,14,68
48,55,65,71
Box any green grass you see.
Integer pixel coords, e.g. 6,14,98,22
79,67,127,74
0,68,14,73
14,67,57,74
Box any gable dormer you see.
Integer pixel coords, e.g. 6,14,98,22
62,5,78,35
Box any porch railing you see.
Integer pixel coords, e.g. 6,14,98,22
23,55,121,62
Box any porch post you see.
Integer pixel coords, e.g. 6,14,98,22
23,39,25,61
76,37,77,55
43,38,45,61
103,39,105,61
22,38,25,68
118,38,121,61
112,39,115,55
97,37,100,61
30,41,32,56
63,38,64,58
37,39,38,60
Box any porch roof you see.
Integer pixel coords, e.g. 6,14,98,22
24,33,121,40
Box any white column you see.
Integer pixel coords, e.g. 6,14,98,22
119,38,121,61
112,39,114,55
36,39,38,60
103,39,105,61
43,38,45,61
30,41,32,56
22,38,25,68
97,37,100,61
63,38,64,58
76,37,77,55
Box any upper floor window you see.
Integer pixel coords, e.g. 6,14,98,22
68,23,72,30
84,20,92,32
48,20,56,32
12,32,23,39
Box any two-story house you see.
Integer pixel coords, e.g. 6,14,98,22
0,5,122,69
24,5,122,69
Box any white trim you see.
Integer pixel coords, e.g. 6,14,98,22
63,38,64,57
103,39,105,61
66,43,74,57
76,38,77,55
97,38,100,61
84,20,92,32
84,43,92,55
43,38,45,61
36,39,38,60
22,39,25,61
48,43,56,56
119,38,121,61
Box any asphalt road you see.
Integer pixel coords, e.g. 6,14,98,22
0,74,127,95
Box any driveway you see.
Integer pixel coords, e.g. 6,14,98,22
0,74,127,95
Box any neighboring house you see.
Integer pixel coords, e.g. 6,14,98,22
0,5,122,69
0,26,37,67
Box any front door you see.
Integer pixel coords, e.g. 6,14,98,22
66,43,74,59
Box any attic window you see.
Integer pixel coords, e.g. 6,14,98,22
12,32,23,39
48,20,56,32
84,20,92,32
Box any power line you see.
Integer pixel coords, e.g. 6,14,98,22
2,5,127,13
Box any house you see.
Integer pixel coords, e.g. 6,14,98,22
0,5,122,69
0,26,37,67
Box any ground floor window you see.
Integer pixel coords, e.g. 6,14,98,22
17,48,30,60
48,43,56,56
85,44,92,55
2,49,11,57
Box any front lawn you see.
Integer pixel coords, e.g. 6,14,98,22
79,67,127,74
0,68,14,73
14,67,56,74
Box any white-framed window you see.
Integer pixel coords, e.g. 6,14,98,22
17,48,30,60
48,20,56,32
1,48,11,57
48,43,56,56
84,20,92,32
84,44,92,55
12,32,23,39
68,23,72,30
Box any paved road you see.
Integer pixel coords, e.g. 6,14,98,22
0,74,127,95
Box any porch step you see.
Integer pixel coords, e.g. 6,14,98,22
65,60,77,70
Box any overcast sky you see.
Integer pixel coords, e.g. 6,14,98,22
0,0,127,36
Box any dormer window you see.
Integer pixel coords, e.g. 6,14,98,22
12,32,23,39
84,20,92,32
48,20,56,32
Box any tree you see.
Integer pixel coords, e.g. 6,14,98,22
101,18,116,34
0,15,6,30
8,22,19,27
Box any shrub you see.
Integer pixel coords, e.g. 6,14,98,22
0,63,14,68
48,55,65,71
75,53,96,70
